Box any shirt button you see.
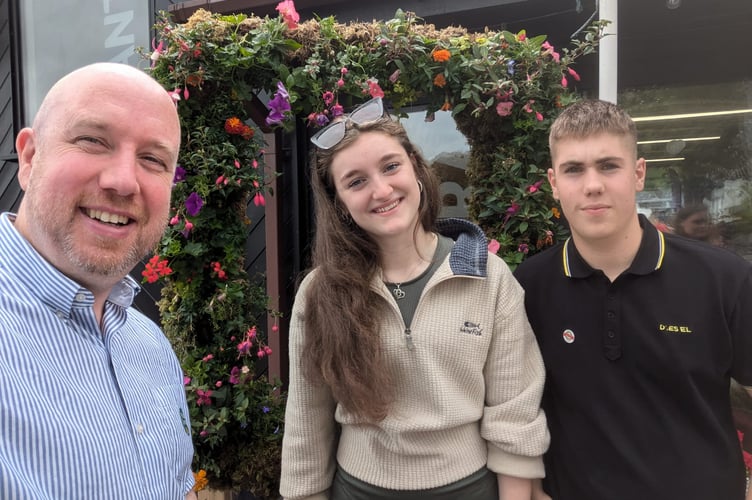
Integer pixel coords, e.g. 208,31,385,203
74,293,86,302
136,424,144,435
55,310,66,319
607,331,615,338
607,311,615,319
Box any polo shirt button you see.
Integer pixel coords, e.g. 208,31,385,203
607,331,615,338
607,311,615,319
136,424,144,435
74,293,86,302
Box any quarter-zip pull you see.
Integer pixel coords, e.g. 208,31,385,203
405,328,414,350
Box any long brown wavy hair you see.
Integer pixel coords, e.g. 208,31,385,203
303,117,441,422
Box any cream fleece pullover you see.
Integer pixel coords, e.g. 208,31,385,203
280,218,549,499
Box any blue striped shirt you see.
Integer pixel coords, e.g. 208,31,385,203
0,213,194,499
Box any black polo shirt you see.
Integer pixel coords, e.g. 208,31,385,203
514,215,752,500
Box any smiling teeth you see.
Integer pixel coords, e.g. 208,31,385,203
375,201,399,213
86,209,129,225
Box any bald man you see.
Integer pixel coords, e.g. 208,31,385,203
1,63,197,499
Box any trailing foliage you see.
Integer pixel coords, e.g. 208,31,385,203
140,2,605,495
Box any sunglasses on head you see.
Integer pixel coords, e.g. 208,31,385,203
310,97,386,150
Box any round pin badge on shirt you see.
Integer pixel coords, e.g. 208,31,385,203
562,329,575,344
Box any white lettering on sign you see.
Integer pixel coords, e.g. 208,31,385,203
103,2,135,64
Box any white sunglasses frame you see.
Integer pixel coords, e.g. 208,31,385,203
310,97,386,150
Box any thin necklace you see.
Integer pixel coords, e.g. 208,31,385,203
383,233,437,300
384,258,425,300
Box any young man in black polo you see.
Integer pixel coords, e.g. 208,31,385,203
514,99,752,500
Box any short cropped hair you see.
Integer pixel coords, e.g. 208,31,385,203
549,99,638,156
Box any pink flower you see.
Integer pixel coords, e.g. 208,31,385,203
523,100,535,113
337,78,345,88
488,239,500,254
215,381,223,388
367,79,384,98
170,215,180,225
202,354,214,362
322,91,334,106
528,180,543,193
542,41,560,63
275,0,299,29
150,39,165,67
183,376,191,385
254,192,266,207
341,67,348,75
257,349,266,358
567,67,581,81
518,243,530,254
496,101,513,117
389,69,401,83
196,389,213,406
331,103,344,118
168,89,181,103
561,75,568,88
535,111,544,122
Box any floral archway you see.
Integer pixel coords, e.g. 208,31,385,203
141,1,605,496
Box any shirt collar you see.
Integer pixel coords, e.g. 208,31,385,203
0,212,140,313
561,214,666,278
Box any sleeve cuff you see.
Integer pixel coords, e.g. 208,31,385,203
487,443,545,479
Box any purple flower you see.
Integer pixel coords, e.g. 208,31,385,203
229,366,241,385
185,192,204,216
331,103,344,118
237,339,252,356
173,165,186,184
265,81,292,126
275,80,289,99
315,113,330,126
262,406,270,413
507,60,516,75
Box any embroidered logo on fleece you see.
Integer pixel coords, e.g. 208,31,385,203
460,321,483,336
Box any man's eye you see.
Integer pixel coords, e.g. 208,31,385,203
78,136,104,146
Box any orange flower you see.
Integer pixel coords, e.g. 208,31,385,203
185,73,204,87
193,469,208,492
224,117,243,134
440,99,452,112
552,207,561,219
433,74,446,88
241,125,254,140
432,49,451,62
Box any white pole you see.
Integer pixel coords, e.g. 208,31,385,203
599,0,618,103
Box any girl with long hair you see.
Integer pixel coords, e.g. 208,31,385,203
280,98,548,500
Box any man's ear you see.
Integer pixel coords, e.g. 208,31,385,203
547,167,559,200
635,157,647,192
15,128,36,191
